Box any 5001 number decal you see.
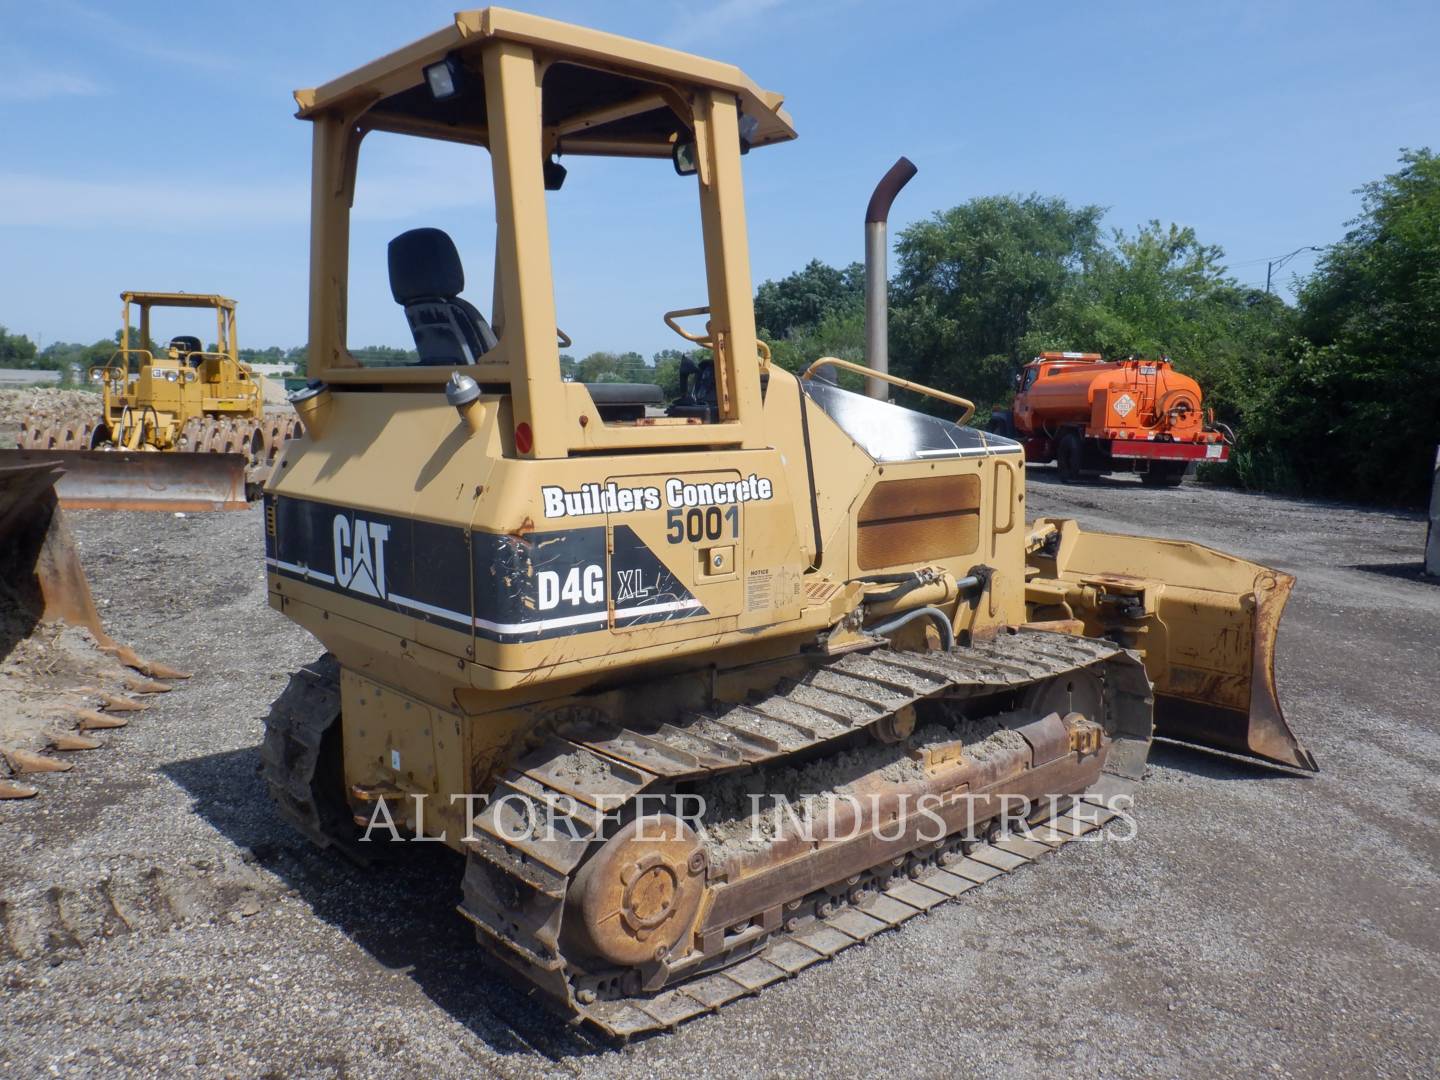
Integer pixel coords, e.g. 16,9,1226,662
665,505,739,543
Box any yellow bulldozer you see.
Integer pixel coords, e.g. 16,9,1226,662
261,9,1315,1037
6,292,298,510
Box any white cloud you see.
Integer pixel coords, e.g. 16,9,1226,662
1,126,495,232
0,166,491,231
49,0,241,73
0,70,104,102
0,173,308,229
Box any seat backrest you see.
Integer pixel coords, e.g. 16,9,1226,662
387,228,498,365
166,335,205,367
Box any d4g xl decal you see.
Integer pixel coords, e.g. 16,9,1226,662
264,496,707,643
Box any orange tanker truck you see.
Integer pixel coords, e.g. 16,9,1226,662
990,351,1232,486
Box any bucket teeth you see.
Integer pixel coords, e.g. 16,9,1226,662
0,780,39,800
122,675,173,695
46,731,104,752
98,693,147,713
75,709,129,731
3,747,75,773
105,646,190,681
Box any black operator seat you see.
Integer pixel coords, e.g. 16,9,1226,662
387,227,498,365
169,335,204,366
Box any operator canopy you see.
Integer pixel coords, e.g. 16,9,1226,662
294,7,796,159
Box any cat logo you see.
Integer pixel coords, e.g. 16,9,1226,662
333,515,391,598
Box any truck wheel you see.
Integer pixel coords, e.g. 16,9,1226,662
1141,462,1186,488
1057,432,1083,483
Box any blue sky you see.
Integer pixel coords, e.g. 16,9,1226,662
1,0,1436,358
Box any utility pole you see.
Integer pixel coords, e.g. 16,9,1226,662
1266,246,1324,293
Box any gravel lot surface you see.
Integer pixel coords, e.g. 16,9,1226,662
1,468,1436,1079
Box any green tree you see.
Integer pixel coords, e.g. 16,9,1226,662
767,307,866,381
350,344,418,366
650,348,702,399
1241,148,1440,502
755,259,864,340
0,326,39,366
891,194,1104,410
749,259,867,381
68,327,157,373
1027,222,1228,357
1025,221,1297,425
575,351,625,382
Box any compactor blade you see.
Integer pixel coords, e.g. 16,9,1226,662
1026,519,1316,772
0,448,247,511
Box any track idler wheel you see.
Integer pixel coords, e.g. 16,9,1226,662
568,815,707,968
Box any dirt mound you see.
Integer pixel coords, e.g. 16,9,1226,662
0,388,98,449
261,377,291,406
0,388,98,428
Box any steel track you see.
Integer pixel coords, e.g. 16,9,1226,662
262,632,1154,1039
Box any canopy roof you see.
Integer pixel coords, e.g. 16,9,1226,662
293,7,796,157
121,292,235,311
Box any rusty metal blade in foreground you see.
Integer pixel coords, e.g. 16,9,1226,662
1028,520,1317,773
0,448,248,511
0,459,189,677
0,459,108,636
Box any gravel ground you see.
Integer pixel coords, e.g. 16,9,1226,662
1,467,1437,1079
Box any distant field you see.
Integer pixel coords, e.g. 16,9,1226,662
0,368,61,386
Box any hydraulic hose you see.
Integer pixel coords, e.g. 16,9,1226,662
867,605,955,651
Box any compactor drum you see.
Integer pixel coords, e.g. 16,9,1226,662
262,9,1315,1037
6,292,300,510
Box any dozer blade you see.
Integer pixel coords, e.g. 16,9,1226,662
1025,518,1316,772
0,448,247,511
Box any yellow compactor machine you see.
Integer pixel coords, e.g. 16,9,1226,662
8,292,298,509
261,9,1315,1037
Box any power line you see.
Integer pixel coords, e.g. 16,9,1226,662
1266,245,1325,293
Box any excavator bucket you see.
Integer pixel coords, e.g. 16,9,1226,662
1026,518,1316,772
0,459,187,679
0,448,247,511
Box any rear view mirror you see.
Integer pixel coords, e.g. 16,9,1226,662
672,140,697,176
